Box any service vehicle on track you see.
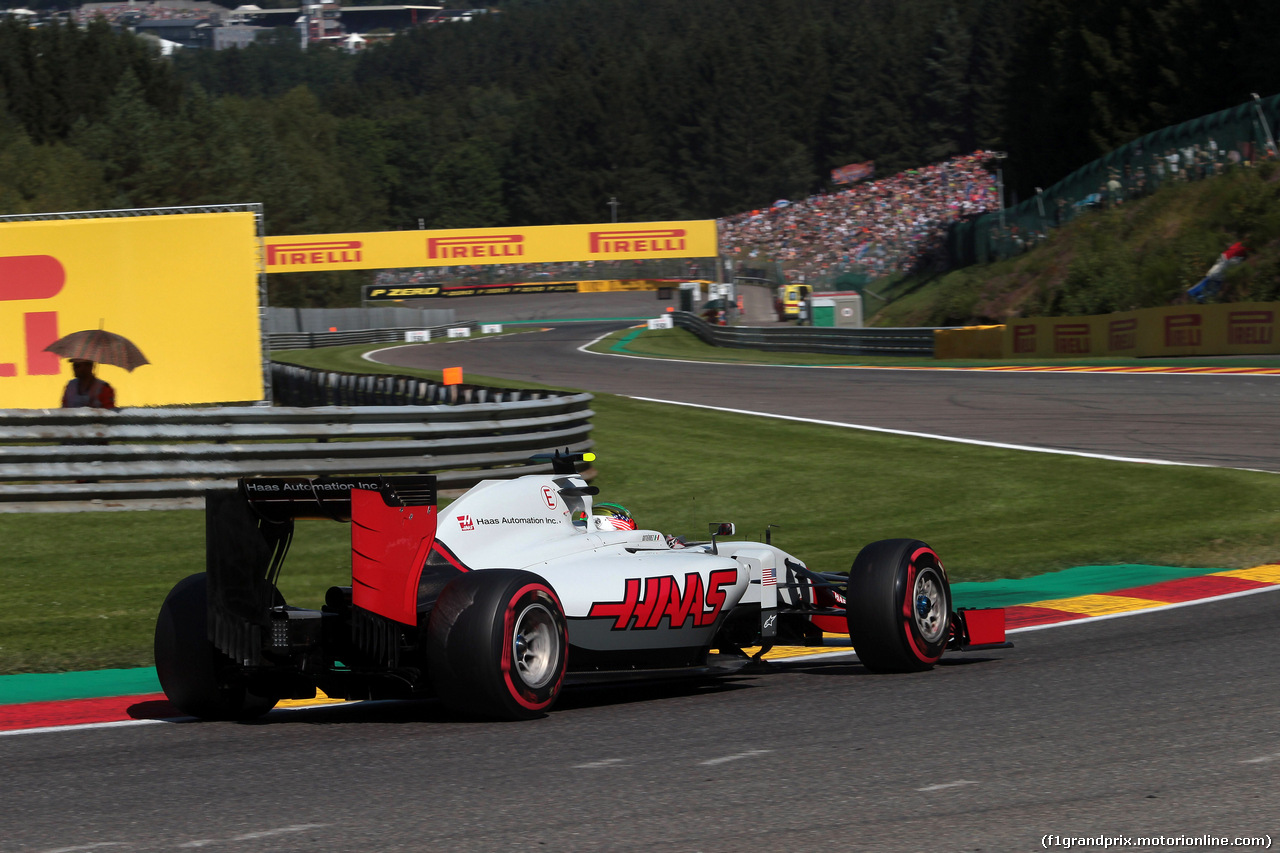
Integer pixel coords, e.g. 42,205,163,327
775,283,813,320
155,452,1009,721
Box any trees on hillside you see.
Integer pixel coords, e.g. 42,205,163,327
1,0,1278,305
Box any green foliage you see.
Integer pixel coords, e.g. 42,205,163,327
0,17,179,144
0,123,107,213
925,271,982,326
1002,0,1280,197
876,166,1280,324
2,0,1279,308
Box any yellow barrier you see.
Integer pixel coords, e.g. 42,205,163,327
1001,303,1280,358
934,304,1280,360
1,212,262,408
933,325,1004,359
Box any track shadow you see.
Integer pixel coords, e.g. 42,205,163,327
554,676,754,712
775,653,1003,677
127,699,186,720
156,676,759,727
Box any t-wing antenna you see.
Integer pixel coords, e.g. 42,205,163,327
530,449,597,475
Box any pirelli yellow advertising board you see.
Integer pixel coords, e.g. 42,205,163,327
997,303,1280,359
265,220,717,274
0,211,263,409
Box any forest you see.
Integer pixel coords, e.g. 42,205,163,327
1,0,1278,305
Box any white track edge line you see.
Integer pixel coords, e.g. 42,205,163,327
623,394,1272,470
578,327,1280,377
0,718,173,738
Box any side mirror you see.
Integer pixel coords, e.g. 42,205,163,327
708,522,734,555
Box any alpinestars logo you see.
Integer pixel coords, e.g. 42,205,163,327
588,570,737,630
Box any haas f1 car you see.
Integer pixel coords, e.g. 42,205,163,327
154,453,1009,721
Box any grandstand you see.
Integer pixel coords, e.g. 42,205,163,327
717,151,1001,289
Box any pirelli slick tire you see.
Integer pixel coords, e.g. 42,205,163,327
426,569,568,721
153,573,277,721
845,539,951,673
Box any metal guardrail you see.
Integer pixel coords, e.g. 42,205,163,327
673,312,935,356
268,321,480,351
0,394,594,512
271,362,561,407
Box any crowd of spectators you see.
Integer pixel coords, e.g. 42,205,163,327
1067,139,1257,215
717,151,1002,286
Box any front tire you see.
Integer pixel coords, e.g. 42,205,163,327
153,573,277,720
426,570,567,720
845,539,951,673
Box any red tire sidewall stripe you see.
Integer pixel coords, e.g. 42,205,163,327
902,547,945,664
501,582,566,711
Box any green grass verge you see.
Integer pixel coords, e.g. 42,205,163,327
590,326,1280,369
4,343,1278,675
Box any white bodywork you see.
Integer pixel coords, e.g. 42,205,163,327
434,472,806,656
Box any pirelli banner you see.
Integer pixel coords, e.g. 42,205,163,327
998,304,1280,359
264,220,717,275
1,209,263,409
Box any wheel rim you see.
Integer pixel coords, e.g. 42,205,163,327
911,567,948,645
511,603,559,689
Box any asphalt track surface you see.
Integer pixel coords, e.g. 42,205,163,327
3,596,1279,852
377,314,1280,472
5,303,1279,851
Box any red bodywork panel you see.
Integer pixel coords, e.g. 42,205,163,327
960,607,1006,646
351,488,437,625
809,614,846,635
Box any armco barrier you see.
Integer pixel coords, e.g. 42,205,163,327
268,321,479,351
673,312,934,356
0,393,594,512
270,362,551,407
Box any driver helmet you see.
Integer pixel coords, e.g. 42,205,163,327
591,501,636,531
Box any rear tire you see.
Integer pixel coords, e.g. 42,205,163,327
153,573,277,720
845,539,951,673
426,570,567,720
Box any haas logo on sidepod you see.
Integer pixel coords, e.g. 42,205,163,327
588,570,737,630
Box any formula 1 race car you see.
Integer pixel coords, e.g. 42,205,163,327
154,452,1010,721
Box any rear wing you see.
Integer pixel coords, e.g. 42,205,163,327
206,475,437,666
237,475,437,522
